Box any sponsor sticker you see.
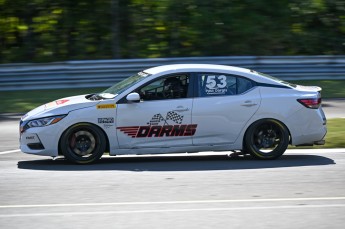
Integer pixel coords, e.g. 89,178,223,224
56,99,69,105
103,124,114,129
45,99,69,109
97,104,116,109
98,118,114,123
24,134,40,143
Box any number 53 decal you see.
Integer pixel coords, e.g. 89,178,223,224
206,75,227,89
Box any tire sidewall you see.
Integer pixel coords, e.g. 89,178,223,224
245,119,289,159
60,123,106,164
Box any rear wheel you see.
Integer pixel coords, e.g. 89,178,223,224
244,119,289,159
59,123,106,164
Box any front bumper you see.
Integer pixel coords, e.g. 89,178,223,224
20,123,64,157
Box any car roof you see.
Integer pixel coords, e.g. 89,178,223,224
142,64,289,87
144,64,252,75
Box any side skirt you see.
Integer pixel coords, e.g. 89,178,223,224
109,144,239,156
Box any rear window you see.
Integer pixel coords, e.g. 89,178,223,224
197,73,255,97
251,70,297,88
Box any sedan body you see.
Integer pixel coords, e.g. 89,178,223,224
20,64,327,164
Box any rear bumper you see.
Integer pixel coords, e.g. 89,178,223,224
287,106,327,146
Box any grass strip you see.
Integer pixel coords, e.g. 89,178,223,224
0,88,105,113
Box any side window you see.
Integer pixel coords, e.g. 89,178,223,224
198,73,254,97
138,75,189,101
237,77,255,94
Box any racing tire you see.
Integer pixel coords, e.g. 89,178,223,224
244,119,289,160
59,123,106,164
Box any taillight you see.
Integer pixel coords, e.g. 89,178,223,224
297,98,321,109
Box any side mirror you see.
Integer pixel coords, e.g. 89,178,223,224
126,92,140,102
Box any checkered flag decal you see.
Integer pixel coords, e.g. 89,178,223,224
147,113,165,125
166,111,184,124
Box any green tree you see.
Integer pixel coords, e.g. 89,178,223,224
0,0,344,63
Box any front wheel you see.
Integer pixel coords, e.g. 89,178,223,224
244,119,289,160
59,123,106,164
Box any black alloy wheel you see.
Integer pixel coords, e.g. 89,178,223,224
244,119,289,159
59,123,106,164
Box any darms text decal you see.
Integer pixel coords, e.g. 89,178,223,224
117,124,197,138
117,111,197,138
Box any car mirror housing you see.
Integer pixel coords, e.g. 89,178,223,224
126,92,140,102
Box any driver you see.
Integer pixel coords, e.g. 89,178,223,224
163,77,185,98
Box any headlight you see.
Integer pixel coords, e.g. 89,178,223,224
21,115,66,133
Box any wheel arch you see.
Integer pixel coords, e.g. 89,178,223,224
242,118,292,149
58,122,110,156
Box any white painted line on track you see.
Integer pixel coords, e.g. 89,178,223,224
0,204,344,218
1,197,345,209
286,148,345,153
0,149,20,155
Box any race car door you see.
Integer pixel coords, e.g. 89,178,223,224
116,74,195,149
192,73,260,145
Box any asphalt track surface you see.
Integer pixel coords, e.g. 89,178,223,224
0,100,344,228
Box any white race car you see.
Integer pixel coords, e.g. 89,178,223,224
20,64,327,164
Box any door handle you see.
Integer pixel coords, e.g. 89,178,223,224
173,106,189,112
241,100,257,107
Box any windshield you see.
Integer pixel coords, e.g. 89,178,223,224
101,72,150,97
252,70,297,88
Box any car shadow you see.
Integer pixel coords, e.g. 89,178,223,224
17,154,335,171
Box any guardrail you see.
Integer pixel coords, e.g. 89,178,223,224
0,55,344,91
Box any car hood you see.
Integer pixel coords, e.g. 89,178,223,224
21,94,98,121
